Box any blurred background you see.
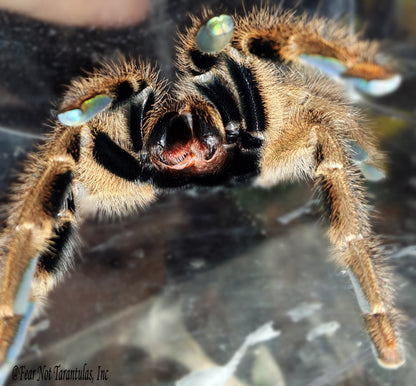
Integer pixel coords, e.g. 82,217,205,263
0,0,415,385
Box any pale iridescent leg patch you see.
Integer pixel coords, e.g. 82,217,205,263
58,94,112,127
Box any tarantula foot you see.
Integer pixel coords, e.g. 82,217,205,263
364,313,405,369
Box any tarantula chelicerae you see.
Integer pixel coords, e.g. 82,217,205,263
0,6,406,381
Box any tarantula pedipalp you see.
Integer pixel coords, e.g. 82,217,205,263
0,6,405,383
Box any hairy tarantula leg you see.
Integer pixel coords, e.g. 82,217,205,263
0,127,79,375
249,60,404,365
256,129,404,367
0,156,76,314
57,60,163,216
0,213,77,382
225,57,267,134
232,7,401,96
314,132,404,368
192,60,266,145
0,61,163,380
0,303,36,382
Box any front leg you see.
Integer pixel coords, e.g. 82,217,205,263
0,129,79,380
314,129,404,368
0,59,165,381
254,79,404,367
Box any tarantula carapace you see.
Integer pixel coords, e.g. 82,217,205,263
0,6,406,382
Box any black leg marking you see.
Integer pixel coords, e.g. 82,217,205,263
67,132,80,162
239,131,263,150
38,221,75,274
93,131,142,181
129,104,144,153
113,80,147,104
226,58,267,132
190,50,219,74
115,81,135,102
142,92,155,121
315,175,340,228
129,91,155,152
195,77,241,130
44,171,73,218
65,188,76,214
246,37,285,62
315,144,324,166
228,151,260,181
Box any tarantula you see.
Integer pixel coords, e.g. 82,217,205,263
0,6,406,382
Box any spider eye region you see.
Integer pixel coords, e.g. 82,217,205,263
196,14,234,54
58,94,112,126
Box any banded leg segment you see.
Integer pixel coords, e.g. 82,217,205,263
57,60,163,217
0,60,163,379
314,132,404,368
255,106,404,367
0,129,79,374
0,154,77,314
